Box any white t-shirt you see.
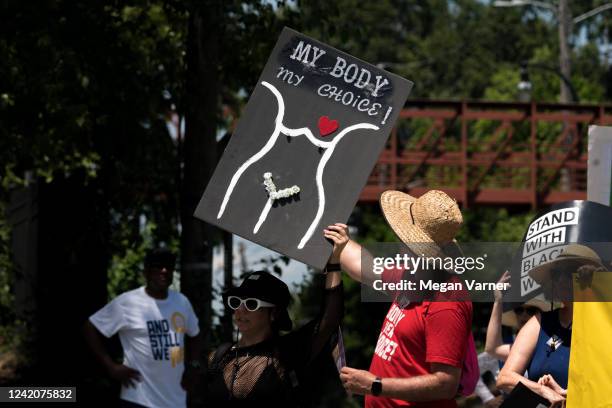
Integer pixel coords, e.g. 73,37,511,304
475,351,500,403
89,287,200,408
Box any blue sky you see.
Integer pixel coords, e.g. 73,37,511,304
210,235,311,323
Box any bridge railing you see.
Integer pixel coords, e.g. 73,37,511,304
362,100,612,208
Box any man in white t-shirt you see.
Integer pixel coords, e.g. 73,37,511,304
84,248,202,408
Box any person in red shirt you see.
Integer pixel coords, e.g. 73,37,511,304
324,190,474,408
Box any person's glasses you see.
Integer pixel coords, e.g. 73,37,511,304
227,296,275,312
514,306,539,316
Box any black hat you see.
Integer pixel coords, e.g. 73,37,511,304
224,271,292,331
144,248,176,269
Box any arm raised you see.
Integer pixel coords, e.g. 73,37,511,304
484,271,512,361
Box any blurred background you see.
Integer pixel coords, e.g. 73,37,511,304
0,0,610,406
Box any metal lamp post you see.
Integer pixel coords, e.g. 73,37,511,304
494,0,612,103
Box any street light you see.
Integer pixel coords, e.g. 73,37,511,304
517,64,532,102
493,0,555,11
518,61,579,103
493,0,612,103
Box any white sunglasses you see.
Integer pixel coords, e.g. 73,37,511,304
227,296,275,312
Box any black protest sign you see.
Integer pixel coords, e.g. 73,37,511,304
194,27,413,269
500,381,549,408
507,200,612,307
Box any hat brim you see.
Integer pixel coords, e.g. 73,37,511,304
223,286,283,307
501,297,558,327
380,190,463,260
223,285,255,300
528,256,603,285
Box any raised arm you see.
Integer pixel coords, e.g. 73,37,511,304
484,271,511,361
314,254,344,354
307,269,343,360
290,226,349,363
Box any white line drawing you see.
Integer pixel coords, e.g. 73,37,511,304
217,80,379,249
254,198,273,234
254,173,300,234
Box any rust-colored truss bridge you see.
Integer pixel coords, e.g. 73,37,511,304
362,100,612,209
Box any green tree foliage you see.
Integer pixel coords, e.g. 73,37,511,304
0,0,188,265
297,0,609,102
0,1,188,369
1,0,610,392
457,208,536,242
0,1,185,186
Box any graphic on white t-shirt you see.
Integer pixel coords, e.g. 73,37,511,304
89,288,199,408
217,81,379,249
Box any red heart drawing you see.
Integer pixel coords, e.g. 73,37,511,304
318,116,339,136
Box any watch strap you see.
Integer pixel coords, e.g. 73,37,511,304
371,376,382,396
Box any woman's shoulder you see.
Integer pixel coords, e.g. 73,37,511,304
207,342,235,367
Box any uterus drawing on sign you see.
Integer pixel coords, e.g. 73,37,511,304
217,81,379,249
262,172,301,202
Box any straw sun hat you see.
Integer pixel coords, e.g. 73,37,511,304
501,295,557,328
380,190,463,259
528,244,604,285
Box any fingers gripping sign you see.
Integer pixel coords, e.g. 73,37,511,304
324,223,350,262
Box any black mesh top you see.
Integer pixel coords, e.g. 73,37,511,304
205,283,343,407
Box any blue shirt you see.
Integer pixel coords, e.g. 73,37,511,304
527,309,571,388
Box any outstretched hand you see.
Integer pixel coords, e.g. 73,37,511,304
324,223,350,264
